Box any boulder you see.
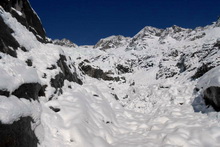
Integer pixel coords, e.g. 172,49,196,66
12,83,42,100
0,117,38,147
203,86,220,111
196,66,220,111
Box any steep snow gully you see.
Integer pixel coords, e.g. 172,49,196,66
1,0,220,147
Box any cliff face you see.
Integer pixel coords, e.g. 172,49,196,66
0,1,81,146
0,0,47,43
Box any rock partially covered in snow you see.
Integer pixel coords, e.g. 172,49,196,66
0,0,48,43
94,35,131,50
126,26,163,51
197,66,220,110
214,38,220,48
53,38,78,48
0,117,39,147
197,66,220,90
0,54,41,93
0,96,41,147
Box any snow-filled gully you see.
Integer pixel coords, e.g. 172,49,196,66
38,79,220,147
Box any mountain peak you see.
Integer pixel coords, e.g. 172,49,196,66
216,16,220,27
137,26,163,37
53,38,78,48
93,35,131,50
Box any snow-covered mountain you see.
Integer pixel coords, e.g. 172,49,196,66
1,0,220,147
53,38,78,48
93,35,131,50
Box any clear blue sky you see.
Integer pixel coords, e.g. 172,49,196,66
29,0,220,45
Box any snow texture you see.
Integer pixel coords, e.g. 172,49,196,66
0,95,41,125
197,66,220,90
1,5,220,147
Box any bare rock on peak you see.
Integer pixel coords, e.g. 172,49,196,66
94,35,131,50
53,38,78,48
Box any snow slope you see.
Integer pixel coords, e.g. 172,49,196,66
39,19,220,146
1,2,220,146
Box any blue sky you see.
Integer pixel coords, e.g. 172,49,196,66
29,0,220,45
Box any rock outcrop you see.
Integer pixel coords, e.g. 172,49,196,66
0,0,47,43
79,60,123,82
0,117,38,147
196,66,220,111
203,86,220,111
12,83,42,100
0,15,20,57
0,1,49,146
50,54,82,95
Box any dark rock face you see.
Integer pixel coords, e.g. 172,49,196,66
49,106,61,112
0,83,43,100
0,0,47,43
50,55,82,96
0,16,19,57
156,67,177,79
203,86,220,111
0,84,42,147
0,117,38,147
57,55,82,84
0,0,48,57
25,59,33,66
0,90,10,97
116,64,132,74
12,83,42,100
46,64,56,70
214,39,220,48
79,62,114,81
192,63,214,80
39,85,47,97
176,54,187,73
50,72,65,95
79,61,125,82
111,93,119,100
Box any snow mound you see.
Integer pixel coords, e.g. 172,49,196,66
197,66,220,90
0,53,40,92
0,95,41,124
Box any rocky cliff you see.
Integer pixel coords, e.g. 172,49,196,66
0,1,81,146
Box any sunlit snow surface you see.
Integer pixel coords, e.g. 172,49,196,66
39,77,220,147
37,46,220,147
1,7,220,147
